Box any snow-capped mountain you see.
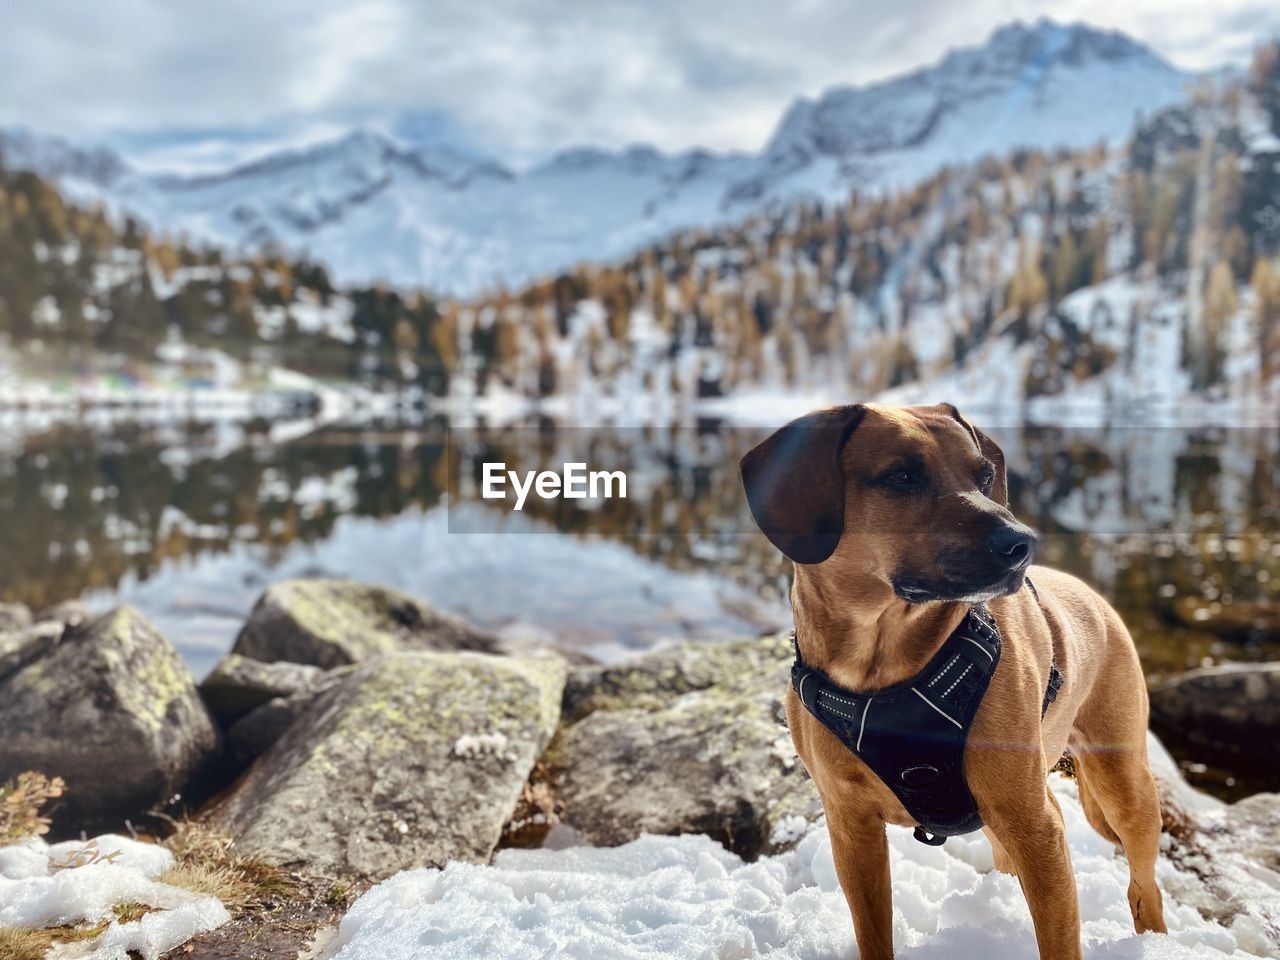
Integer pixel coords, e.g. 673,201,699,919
730,19,1192,202
1,18,1195,295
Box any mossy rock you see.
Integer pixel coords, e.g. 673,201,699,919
551,632,821,858
0,606,219,833
232,579,498,669
211,651,567,880
199,653,327,726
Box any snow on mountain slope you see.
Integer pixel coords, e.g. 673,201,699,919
1,19,1195,295
60,132,755,295
731,19,1192,204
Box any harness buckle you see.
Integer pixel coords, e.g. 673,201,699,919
913,827,948,846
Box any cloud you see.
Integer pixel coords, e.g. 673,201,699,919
0,0,1274,168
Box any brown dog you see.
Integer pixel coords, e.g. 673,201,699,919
740,402,1166,960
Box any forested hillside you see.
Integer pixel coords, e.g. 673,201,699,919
0,167,454,396
2,44,1278,416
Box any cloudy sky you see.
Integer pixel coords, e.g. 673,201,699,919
4,0,1277,171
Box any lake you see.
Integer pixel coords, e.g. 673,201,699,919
2,413,1278,794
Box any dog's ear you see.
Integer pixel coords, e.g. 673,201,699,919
938,403,1008,507
740,404,866,564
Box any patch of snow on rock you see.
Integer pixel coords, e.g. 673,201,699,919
452,732,514,762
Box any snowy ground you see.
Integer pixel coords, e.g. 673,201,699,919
0,834,228,960
318,760,1278,960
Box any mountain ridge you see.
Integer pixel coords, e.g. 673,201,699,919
1,18,1199,295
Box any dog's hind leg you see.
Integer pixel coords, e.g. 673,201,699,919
1072,754,1120,847
1072,746,1167,934
1070,617,1168,935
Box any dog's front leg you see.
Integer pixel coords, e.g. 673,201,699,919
826,810,894,959
984,787,1083,960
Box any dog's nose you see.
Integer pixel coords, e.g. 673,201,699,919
989,525,1037,569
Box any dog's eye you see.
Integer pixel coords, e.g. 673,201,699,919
883,469,919,490
977,467,996,494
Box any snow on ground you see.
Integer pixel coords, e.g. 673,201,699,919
0,834,229,960
319,764,1278,960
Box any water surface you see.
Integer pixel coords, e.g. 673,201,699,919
2,415,1277,795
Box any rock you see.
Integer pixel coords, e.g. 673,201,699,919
211,651,566,880
199,653,328,726
1224,792,1280,872
0,602,31,632
231,579,498,669
225,698,305,766
34,599,93,631
550,632,822,858
0,606,219,832
1149,664,1280,770
0,620,63,682
223,669,353,766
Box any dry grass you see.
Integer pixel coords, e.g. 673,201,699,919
0,927,52,960
0,771,65,843
158,819,294,911
0,921,109,960
0,791,296,959
111,901,156,924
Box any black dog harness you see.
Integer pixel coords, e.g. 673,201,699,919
792,599,1063,846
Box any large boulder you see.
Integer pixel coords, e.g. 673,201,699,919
211,651,566,880
199,653,328,726
231,579,498,669
1149,664,1280,770
549,632,821,858
0,606,219,832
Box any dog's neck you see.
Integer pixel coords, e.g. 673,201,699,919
791,565,970,691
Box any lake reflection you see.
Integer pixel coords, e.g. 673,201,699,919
1,415,1277,682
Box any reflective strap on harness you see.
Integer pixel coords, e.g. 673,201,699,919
791,605,1001,846
791,591,1066,848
